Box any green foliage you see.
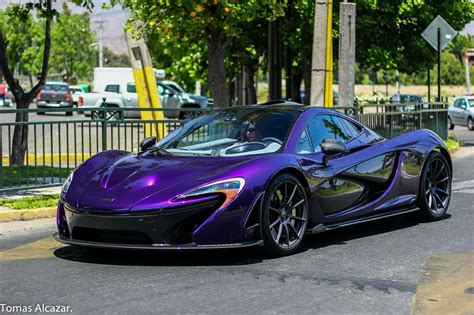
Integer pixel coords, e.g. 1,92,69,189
50,4,96,81
356,0,474,72
1,2,96,82
0,7,44,79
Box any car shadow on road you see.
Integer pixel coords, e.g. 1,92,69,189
53,213,451,267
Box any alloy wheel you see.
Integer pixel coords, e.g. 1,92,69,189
424,157,451,215
267,180,307,249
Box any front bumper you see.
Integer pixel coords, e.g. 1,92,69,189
56,198,261,250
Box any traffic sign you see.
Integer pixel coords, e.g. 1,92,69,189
422,15,457,52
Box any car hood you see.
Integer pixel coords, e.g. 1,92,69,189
64,150,256,213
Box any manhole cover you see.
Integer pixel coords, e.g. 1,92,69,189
465,287,474,294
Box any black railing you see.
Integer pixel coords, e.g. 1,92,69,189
0,103,448,191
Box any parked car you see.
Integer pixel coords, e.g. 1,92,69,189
448,96,474,131
36,82,73,115
79,67,211,119
54,101,452,256
70,85,85,107
390,94,428,111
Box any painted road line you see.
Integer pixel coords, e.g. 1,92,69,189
0,236,64,261
452,180,474,194
412,251,474,314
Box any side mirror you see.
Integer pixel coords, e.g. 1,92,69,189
321,139,347,167
140,137,157,151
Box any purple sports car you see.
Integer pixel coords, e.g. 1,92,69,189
54,101,452,255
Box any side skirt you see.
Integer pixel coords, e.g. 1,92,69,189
305,207,419,235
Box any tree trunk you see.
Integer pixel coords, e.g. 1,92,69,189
291,70,303,103
303,61,312,106
10,99,30,166
245,64,257,105
0,1,52,166
206,29,230,108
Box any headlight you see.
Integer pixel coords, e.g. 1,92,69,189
177,177,245,209
61,172,74,196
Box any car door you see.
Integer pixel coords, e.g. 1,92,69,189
296,114,394,222
457,98,469,125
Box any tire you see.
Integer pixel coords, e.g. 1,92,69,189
448,116,454,130
417,152,452,221
179,107,201,120
468,117,473,131
261,173,308,256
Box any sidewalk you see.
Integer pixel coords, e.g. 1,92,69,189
0,186,61,200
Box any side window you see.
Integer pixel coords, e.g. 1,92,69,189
296,128,312,154
454,99,461,108
307,115,336,153
339,116,362,138
126,83,136,93
330,116,352,142
158,85,165,96
105,85,120,93
459,99,467,108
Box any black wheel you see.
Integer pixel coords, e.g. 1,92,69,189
417,152,451,221
448,116,454,130
468,117,473,131
261,174,308,256
179,107,201,120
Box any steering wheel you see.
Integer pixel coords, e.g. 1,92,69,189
261,137,283,145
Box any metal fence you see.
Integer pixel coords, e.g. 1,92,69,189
0,103,447,191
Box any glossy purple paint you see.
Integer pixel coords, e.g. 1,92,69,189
58,106,450,247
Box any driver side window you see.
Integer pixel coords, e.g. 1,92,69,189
305,115,337,153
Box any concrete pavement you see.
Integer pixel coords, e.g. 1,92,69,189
0,147,473,313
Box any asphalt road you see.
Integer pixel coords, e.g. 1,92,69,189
1,147,473,314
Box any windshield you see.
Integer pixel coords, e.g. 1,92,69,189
43,84,68,91
156,106,302,157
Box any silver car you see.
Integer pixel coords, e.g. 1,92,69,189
448,96,474,131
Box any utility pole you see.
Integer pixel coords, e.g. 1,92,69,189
311,0,333,107
93,20,105,68
338,1,356,107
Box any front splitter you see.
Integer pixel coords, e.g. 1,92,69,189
53,232,263,251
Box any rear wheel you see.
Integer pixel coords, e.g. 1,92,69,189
468,117,473,131
417,152,451,221
261,174,308,256
448,116,454,130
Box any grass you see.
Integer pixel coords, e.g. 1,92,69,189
0,194,60,210
444,136,460,152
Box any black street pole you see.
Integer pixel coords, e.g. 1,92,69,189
437,27,441,102
427,66,430,103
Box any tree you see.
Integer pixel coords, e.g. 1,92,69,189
0,0,93,166
50,3,96,82
122,0,286,108
355,0,473,73
103,47,131,68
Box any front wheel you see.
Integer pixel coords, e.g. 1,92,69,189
261,174,308,256
468,117,473,131
417,152,452,221
448,116,454,130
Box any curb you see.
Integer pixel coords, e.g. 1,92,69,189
0,207,56,222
